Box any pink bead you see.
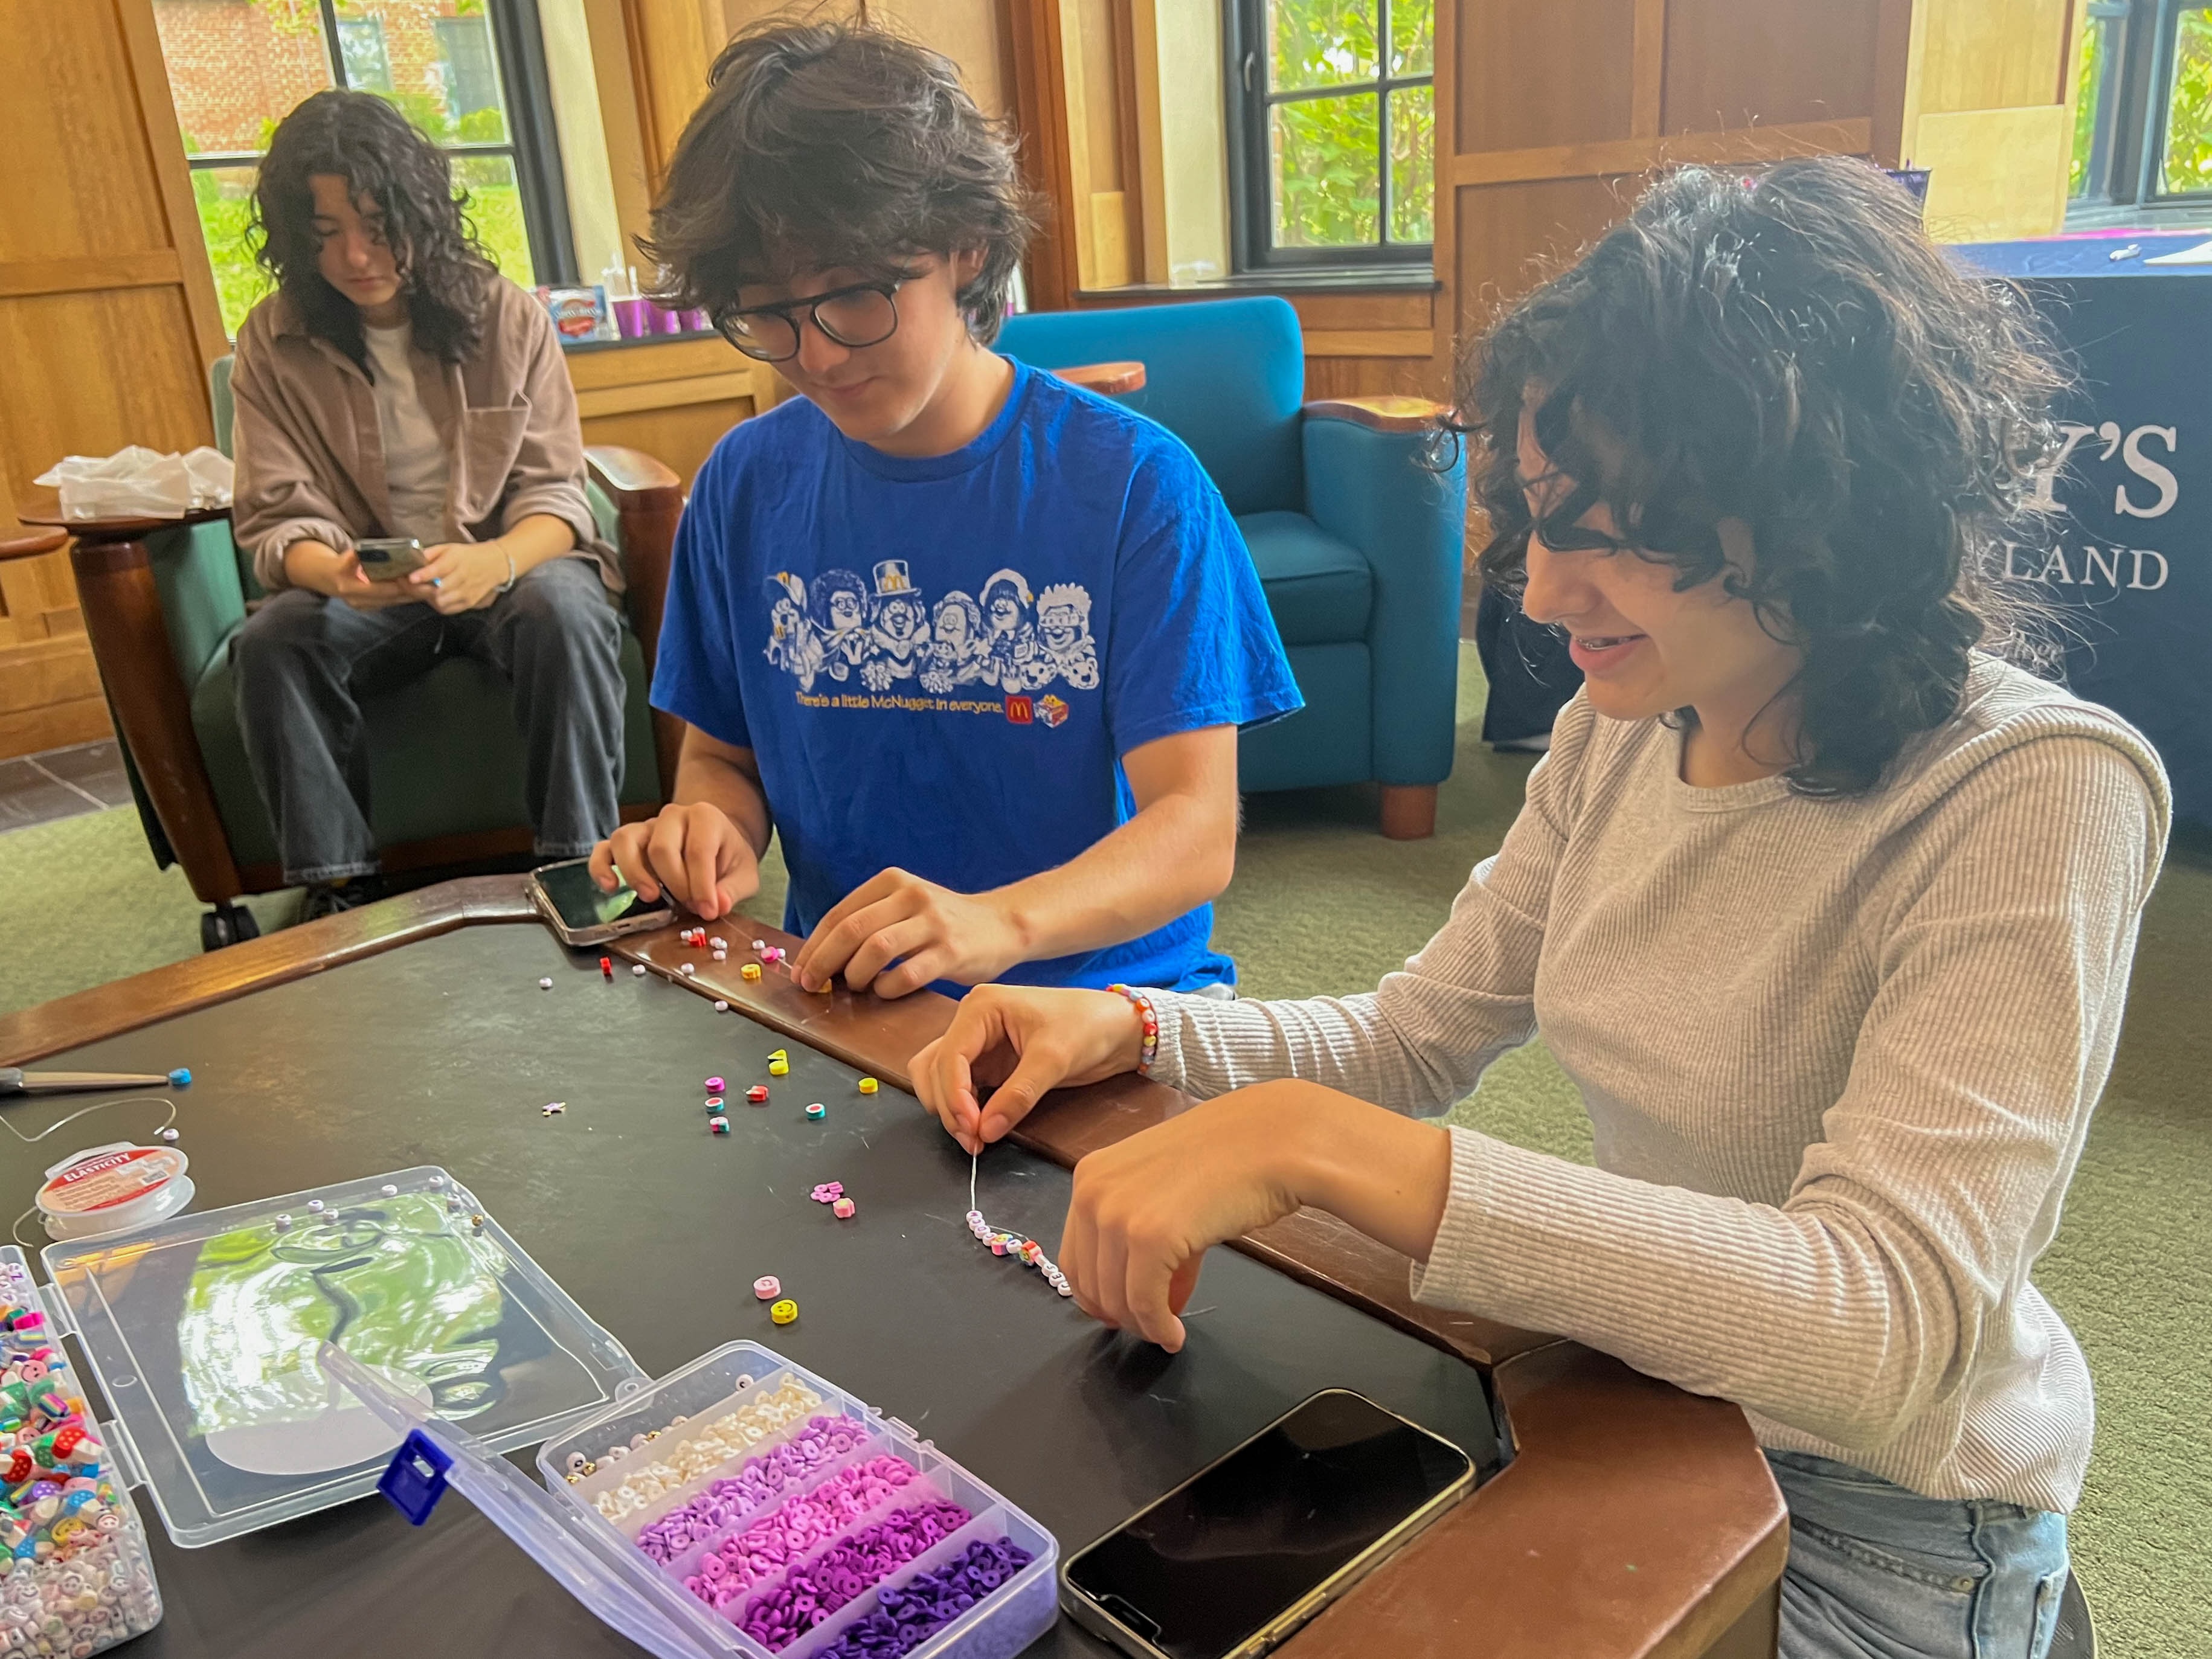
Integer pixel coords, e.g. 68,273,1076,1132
706,1077,725,1093
831,1197,855,1219
753,1275,780,1300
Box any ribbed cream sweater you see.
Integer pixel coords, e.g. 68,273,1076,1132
1155,656,2169,1512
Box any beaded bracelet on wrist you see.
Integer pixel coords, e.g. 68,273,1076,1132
1106,983,1160,1074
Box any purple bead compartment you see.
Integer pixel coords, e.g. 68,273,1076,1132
811,1538,1036,1659
683,1454,928,1609
738,1499,974,1651
639,1414,872,1565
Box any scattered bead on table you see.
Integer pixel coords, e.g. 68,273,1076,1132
709,1116,730,1135
538,977,553,990
805,1103,826,1121
770,1298,799,1326
741,963,762,981
753,1276,780,1301
747,1085,770,1104
857,1077,879,1095
831,1197,855,1219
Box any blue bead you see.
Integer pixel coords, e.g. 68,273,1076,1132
169,1068,192,1086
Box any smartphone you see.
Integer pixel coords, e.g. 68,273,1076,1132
1060,1390,1477,1659
355,536,427,582
528,856,674,947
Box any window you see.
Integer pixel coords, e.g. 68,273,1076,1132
156,0,577,338
1224,0,1435,272
2070,0,2212,221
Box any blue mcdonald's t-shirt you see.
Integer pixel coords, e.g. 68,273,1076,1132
651,359,1302,993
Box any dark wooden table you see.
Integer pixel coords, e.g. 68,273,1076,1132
0,879,1785,1658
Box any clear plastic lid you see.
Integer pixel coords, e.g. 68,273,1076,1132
39,1165,648,1546
325,1347,722,1659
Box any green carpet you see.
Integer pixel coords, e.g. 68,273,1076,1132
2,647,2205,1656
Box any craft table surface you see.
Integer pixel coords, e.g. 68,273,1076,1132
0,879,1786,1658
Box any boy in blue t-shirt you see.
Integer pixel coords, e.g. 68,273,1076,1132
588,18,1299,1000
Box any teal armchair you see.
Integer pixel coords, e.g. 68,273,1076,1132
996,297,1466,836
63,356,683,948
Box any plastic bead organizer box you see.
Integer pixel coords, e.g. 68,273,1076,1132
345,1339,1059,1659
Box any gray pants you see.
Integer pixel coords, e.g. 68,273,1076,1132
233,556,626,885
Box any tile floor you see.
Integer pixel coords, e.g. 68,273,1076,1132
0,740,134,833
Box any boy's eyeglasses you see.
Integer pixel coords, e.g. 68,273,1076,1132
714,280,905,362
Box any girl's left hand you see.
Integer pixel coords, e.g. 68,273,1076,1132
1059,1084,1320,1353
410,542,509,614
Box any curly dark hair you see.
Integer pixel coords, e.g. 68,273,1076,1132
251,89,495,370
1462,156,2065,794
640,12,1040,343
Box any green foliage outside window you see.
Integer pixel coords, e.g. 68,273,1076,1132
2071,13,2103,197
2162,9,2212,194
1263,0,1433,251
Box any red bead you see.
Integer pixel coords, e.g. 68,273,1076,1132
599,956,612,978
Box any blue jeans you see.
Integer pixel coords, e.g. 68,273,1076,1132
1770,1452,2069,1659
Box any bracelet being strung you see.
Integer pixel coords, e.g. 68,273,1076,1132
964,1154,1072,1297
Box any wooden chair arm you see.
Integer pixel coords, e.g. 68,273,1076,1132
1,531,68,561
587,444,686,800
584,444,681,502
1302,395,1452,434
1052,361,1146,396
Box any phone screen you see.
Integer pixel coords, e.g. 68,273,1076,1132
1063,1391,1473,1659
356,539,425,580
535,858,670,932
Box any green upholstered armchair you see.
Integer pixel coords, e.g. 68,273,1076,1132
47,356,685,948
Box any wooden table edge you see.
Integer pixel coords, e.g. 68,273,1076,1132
0,876,1787,1658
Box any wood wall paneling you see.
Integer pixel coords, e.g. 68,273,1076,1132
1917,0,2072,114
1913,104,2075,243
1456,0,1641,155
1452,175,1636,335
1659,0,1882,135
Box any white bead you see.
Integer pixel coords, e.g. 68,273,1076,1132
632,964,648,977
381,1183,398,1196
539,977,553,989
680,963,696,977
714,1000,729,1012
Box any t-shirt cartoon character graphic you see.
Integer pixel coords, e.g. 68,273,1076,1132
861,559,931,692
812,568,871,682
764,571,824,691
980,569,1044,691
920,591,988,693
1036,582,1100,692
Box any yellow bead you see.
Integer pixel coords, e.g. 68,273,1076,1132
741,963,762,981
768,1049,788,1063
857,1077,878,1095
770,1298,798,1326
768,1060,789,1076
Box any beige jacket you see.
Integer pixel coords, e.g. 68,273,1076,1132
230,274,620,593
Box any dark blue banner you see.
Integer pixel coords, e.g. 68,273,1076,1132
1957,234,2212,826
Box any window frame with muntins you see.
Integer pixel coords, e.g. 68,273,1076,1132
1223,0,1436,274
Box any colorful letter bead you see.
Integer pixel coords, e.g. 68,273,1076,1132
805,1103,826,1121
747,1085,770,1104
709,1116,730,1135
768,1059,789,1077
741,962,762,981
770,1298,798,1325
753,1276,780,1300
857,1077,879,1095
705,1077,725,1093
831,1197,856,1220
706,1097,725,1111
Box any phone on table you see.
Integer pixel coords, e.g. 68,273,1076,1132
354,536,428,582
529,855,674,947
1059,1389,1477,1659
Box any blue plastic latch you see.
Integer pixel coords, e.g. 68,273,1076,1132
378,1430,453,1525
